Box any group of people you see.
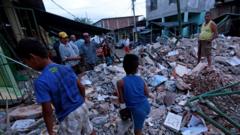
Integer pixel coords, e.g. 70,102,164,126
53,32,113,74
15,11,217,135
17,36,149,135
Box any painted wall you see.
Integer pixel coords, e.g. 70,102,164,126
146,0,212,21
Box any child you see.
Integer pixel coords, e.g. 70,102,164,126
123,35,130,54
117,54,151,135
17,38,95,135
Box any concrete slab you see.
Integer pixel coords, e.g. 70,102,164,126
9,104,42,120
164,112,182,131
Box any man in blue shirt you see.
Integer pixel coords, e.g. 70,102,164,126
79,33,98,71
17,38,95,135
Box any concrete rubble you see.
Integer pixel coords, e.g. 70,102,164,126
0,36,240,134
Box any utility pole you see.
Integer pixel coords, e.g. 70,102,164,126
176,0,182,37
132,0,137,44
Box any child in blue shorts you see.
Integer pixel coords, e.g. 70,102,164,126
117,54,151,135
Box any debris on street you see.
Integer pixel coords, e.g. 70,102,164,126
1,36,239,134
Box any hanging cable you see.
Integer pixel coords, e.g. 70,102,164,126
50,0,77,19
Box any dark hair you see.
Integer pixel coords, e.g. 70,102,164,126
17,37,48,59
205,11,211,16
123,54,139,74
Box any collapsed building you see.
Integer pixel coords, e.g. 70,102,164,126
1,35,239,134
0,0,239,135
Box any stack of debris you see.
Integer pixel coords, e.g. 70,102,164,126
0,36,239,134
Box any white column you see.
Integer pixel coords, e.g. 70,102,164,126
161,17,165,36
183,12,189,37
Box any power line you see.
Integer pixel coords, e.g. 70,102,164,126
132,0,137,43
50,0,78,18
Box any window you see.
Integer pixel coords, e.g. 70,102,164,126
169,0,177,5
150,0,158,11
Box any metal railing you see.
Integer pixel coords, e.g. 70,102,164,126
0,34,38,106
187,81,240,134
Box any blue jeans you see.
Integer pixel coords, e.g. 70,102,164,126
105,56,113,66
128,100,150,130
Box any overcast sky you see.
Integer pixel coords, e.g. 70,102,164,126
43,0,146,23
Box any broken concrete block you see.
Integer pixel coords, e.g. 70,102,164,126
229,66,240,75
226,56,240,66
164,92,176,106
175,64,191,77
143,56,155,65
176,78,191,91
85,87,94,95
116,119,133,135
215,56,229,65
189,62,207,75
149,106,166,120
81,79,92,85
167,50,179,57
152,42,161,49
164,112,182,131
9,105,42,120
11,119,35,132
98,103,110,114
156,91,166,105
171,105,183,113
149,75,168,87
178,100,187,106
91,116,108,127
181,115,208,135
164,80,177,92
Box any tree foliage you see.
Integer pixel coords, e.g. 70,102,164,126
74,17,92,24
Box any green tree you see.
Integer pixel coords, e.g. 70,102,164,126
74,17,92,24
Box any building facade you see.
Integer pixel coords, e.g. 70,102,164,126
211,0,240,18
146,0,215,37
94,16,140,31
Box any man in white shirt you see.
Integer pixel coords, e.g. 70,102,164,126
58,32,81,74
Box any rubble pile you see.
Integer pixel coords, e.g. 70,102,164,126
183,67,229,95
0,36,239,134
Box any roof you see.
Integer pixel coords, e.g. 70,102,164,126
94,15,142,25
114,19,146,31
34,10,110,36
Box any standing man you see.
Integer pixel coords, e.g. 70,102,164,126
58,32,81,74
70,34,77,43
17,38,95,135
53,39,62,64
79,33,98,71
69,34,79,56
198,11,218,67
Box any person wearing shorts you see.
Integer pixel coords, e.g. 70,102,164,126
117,54,152,135
198,11,218,67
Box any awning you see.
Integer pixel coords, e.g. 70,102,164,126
34,10,110,36
149,21,196,28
